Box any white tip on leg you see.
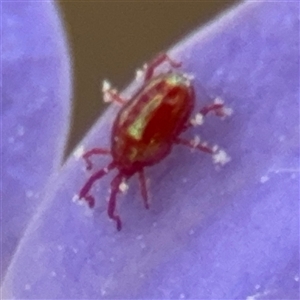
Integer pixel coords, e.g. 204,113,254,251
72,194,80,203
72,194,85,206
191,113,204,126
73,145,85,160
223,107,234,117
135,68,144,80
212,145,219,152
119,181,129,193
213,97,233,118
102,80,113,103
214,96,224,105
183,73,195,81
191,135,201,148
213,149,231,166
102,80,119,103
102,79,111,93
103,94,112,103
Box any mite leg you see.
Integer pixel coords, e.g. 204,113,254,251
138,169,149,209
199,98,232,118
175,137,214,154
79,162,115,208
175,137,231,166
199,103,224,117
102,79,126,105
143,53,182,81
108,173,125,231
184,98,232,131
83,148,110,170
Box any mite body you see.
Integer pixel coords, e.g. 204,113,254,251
112,73,194,172
78,53,231,231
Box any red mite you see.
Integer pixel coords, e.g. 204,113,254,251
78,53,231,231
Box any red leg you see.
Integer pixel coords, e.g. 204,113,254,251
104,90,126,105
176,137,231,165
175,137,214,154
144,53,182,81
79,162,115,208
200,103,227,117
83,148,110,170
108,173,124,231
138,169,149,209
183,99,232,132
199,97,233,118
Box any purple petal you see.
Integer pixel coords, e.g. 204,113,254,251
2,1,299,299
1,1,71,279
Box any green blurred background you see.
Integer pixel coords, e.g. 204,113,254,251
58,1,238,157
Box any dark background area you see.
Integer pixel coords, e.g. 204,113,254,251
58,1,238,157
